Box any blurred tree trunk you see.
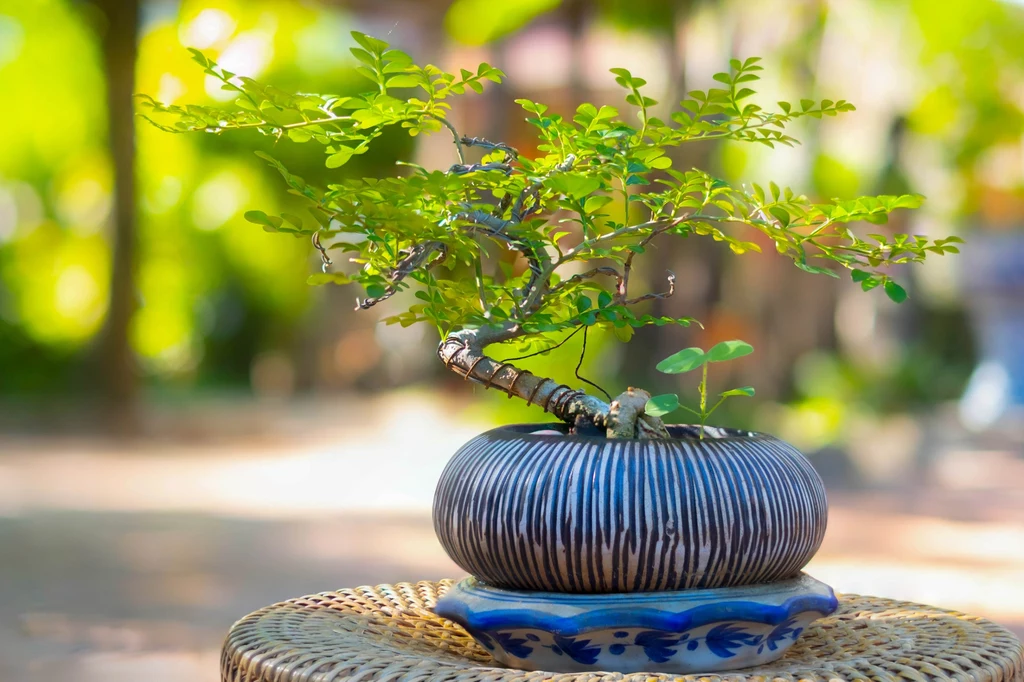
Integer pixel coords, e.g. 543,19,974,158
563,0,589,104
94,0,140,430
618,3,714,388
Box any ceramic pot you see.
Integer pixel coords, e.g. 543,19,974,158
433,424,828,593
434,573,838,673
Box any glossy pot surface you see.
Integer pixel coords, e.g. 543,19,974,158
433,573,839,673
433,424,828,593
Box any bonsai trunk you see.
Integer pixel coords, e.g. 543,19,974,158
438,325,670,439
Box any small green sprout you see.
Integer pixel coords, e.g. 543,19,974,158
646,340,755,436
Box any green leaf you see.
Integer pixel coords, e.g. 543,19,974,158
613,325,634,343
851,269,871,283
768,206,790,226
244,210,271,225
365,283,388,298
354,65,381,86
795,262,840,278
549,173,602,199
884,280,908,303
706,339,754,363
350,47,375,67
351,31,389,55
860,277,881,292
186,48,209,68
609,67,633,82
720,386,755,397
656,347,706,374
645,394,680,417
584,195,614,213
385,74,421,88
325,147,355,168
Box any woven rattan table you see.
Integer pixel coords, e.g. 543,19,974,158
221,579,1024,682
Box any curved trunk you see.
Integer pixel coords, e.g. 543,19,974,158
438,329,610,427
437,326,670,438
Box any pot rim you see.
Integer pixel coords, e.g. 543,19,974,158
485,422,774,443
434,574,838,636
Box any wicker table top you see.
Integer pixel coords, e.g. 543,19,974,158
221,579,1024,682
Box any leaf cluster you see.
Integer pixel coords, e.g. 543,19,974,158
138,34,957,355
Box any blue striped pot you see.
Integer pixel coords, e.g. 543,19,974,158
433,424,828,594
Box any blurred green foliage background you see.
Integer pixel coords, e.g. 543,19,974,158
2,0,1023,453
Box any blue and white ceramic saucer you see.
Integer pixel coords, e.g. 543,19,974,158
434,573,838,673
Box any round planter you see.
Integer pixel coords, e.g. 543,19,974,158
433,424,828,594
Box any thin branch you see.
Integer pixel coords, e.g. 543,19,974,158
521,213,693,314
429,114,466,165
620,221,676,302
561,213,692,265
453,210,550,304
460,136,519,159
355,241,447,310
548,266,624,297
448,161,513,175
312,231,333,273
510,154,576,223
496,326,584,363
198,115,352,133
624,271,676,305
511,184,542,223
473,245,487,312
453,209,513,234
575,327,612,401
493,192,514,218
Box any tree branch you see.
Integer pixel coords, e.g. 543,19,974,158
510,154,576,223
194,115,351,133
460,136,518,159
454,210,550,300
312,231,332,273
520,213,693,314
620,221,677,303
548,266,624,297
448,161,513,175
355,241,447,310
429,114,466,165
624,271,676,305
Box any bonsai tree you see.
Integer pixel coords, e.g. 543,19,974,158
139,33,962,439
